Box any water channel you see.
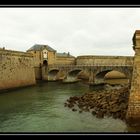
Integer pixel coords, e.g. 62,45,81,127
0,81,138,133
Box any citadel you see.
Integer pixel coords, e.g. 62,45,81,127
1,30,140,126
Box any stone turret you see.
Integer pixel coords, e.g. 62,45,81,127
132,30,140,54
126,30,140,126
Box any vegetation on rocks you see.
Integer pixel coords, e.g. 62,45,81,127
64,84,130,121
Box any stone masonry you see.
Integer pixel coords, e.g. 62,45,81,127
0,49,36,91
126,30,140,126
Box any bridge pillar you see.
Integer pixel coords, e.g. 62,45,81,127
41,66,48,80
126,30,140,126
88,70,95,85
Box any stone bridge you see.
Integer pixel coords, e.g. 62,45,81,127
41,30,140,127
42,64,133,85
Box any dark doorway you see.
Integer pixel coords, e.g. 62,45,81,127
43,60,48,66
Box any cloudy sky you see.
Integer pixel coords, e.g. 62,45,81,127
0,8,140,56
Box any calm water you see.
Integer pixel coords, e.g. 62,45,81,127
0,81,137,132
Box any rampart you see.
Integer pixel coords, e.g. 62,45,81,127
0,49,36,91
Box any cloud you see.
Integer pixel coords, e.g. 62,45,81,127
0,8,139,56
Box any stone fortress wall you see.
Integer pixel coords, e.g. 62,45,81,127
0,48,36,91
0,42,135,92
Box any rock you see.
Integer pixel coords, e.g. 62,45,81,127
64,103,68,107
84,108,90,112
65,84,130,122
109,101,117,106
110,107,121,113
113,112,121,119
96,111,104,118
72,108,77,112
120,102,127,109
90,105,95,109
68,104,74,108
91,110,96,116
106,111,112,117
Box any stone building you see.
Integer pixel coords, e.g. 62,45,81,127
27,44,56,66
27,44,75,80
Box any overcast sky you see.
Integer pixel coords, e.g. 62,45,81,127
0,8,140,56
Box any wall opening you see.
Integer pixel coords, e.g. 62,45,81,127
43,60,48,66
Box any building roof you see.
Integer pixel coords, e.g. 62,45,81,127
27,44,56,52
56,52,75,58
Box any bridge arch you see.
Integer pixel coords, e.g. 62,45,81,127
63,69,82,83
77,71,90,80
94,68,130,85
68,69,82,77
48,69,59,81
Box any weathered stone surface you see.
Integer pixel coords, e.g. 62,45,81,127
0,49,36,91
47,64,133,84
126,30,140,126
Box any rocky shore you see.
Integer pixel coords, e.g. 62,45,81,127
64,84,130,121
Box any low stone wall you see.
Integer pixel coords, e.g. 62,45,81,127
0,49,36,91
